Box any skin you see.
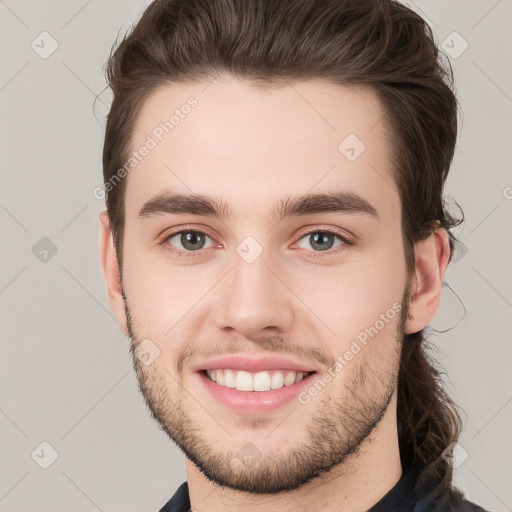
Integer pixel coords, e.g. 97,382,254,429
99,73,450,512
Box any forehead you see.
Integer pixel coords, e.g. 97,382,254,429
125,74,399,224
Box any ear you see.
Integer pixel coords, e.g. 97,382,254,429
99,210,129,336
405,226,451,335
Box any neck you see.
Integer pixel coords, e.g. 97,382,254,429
185,393,402,512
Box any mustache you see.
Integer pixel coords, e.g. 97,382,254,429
175,336,335,377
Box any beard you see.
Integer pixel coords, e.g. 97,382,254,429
124,285,411,495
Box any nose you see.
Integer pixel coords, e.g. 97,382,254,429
213,247,295,339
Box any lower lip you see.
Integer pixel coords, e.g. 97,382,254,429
197,371,317,414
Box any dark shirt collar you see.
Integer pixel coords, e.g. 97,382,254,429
368,463,423,511
158,464,432,512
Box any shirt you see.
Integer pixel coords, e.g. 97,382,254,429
158,464,490,512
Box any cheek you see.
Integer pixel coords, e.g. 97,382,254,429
292,249,407,357
322,286,404,389
121,243,207,338
298,253,405,312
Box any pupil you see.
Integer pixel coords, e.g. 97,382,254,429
311,233,334,251
182,232,204,250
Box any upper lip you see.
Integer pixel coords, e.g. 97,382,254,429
193,355,319,374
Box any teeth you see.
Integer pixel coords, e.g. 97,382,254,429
224,370,236,388
254,372,271,391
270,372,284,389
235,371,253,391
205,369,310,391
283,371,296,386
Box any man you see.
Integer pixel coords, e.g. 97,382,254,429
99,0,488,510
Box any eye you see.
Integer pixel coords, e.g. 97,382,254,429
163,229,215,252
295,229,352,253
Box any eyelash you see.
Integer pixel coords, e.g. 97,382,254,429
296,227,354,259
158,225,354,260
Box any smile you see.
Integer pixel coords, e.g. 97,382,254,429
205,369,312,391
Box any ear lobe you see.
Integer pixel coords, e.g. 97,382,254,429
405,227,451,335
99,210,129,336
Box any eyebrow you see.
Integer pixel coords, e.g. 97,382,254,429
138,190,380,223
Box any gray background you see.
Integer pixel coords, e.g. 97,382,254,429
0,0,511,510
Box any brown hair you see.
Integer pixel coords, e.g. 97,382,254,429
103,0,464,498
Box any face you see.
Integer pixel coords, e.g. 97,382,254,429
116,75,414,493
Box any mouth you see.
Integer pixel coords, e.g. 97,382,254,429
200,368,314,391
196,368,319,413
